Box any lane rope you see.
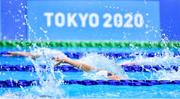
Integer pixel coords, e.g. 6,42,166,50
0,41,180,48
0,51,179,59
0,80,179,87
0,64,178,72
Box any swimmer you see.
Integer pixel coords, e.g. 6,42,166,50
5,51,121,80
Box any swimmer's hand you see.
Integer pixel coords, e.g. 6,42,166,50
1,52,12,56
2,52,25,57
107,73,121,80
53,57,68,66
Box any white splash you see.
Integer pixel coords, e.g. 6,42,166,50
155,70,180,80
79,53,128,79
28,48,65,98
124,49,180,68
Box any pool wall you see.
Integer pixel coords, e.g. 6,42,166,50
0,0,1,38
0,0,180,41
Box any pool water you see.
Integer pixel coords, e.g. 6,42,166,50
0,47,180,98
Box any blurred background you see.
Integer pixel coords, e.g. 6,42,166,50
0,0,179,41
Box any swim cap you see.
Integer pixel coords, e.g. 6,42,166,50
96,70,108,77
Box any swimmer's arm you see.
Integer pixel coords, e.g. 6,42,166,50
7,52,40,59
54,58,95,72
54,58,121,80
120,61,136,66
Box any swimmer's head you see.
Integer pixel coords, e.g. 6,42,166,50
107,72,113,76
96,70,120,80
51,56,62,61
96,70,108,77
96,70,114,77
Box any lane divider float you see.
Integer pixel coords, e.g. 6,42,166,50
0,41,180,48
0,51,179,59
0,80,180,87
0,64,178,72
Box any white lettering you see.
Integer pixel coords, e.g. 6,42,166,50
79,13,88,28
114,13,123,28
89,13,99,28
55,12,65,27
103,13,112,28
43,12,144,28
134,13,144,28
124,13,133,28
67,13,78,27
44,12,54,27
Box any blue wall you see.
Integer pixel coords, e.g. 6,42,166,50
0,0,1,39
27,0,160,41
160,0,180,41
1,0,27,40
0,0,180,41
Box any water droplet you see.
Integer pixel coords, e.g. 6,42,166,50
15,19,20,22
145,24,149,28
20,3,23,6
146,13,149,16
22,22,26,25
9,1,12,4
40,27,48,34
145,31,149,34
18,10,22,13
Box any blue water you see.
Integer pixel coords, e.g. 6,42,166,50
0,47,180,98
